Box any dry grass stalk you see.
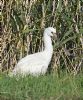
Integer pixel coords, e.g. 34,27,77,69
1,0,83,74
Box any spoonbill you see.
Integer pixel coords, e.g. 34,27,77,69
9,27,57,76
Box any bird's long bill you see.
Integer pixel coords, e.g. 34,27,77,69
53,32,57,39
52,33,57,44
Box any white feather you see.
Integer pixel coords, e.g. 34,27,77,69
9,27,56,76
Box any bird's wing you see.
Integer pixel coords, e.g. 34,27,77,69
17,52,46,66
13,52,48,75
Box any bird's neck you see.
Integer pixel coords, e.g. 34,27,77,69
44,34,53,54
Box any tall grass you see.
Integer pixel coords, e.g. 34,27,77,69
1,0,83,74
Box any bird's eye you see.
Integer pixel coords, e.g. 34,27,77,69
51,32,53,34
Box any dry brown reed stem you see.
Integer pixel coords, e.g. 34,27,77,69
1,0,83,74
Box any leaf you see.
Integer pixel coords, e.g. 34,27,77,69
61,35,77,45
79,28,83,34
13,10,24,30
10,15,17,33
56,0,62,12
61,28,73,42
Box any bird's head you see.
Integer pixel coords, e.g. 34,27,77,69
44,27,57,38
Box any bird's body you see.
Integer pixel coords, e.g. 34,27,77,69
12,51,52,76
10,27,56,76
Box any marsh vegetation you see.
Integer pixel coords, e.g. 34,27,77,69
0,0,83,99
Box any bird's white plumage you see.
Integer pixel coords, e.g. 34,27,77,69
10,27,56,76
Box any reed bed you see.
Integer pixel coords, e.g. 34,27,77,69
1,0,83,75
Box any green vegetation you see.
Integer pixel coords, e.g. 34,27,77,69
1,0,83,74
1,0,83,100
0,73,83,100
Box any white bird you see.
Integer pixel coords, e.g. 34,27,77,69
10,27,57,76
